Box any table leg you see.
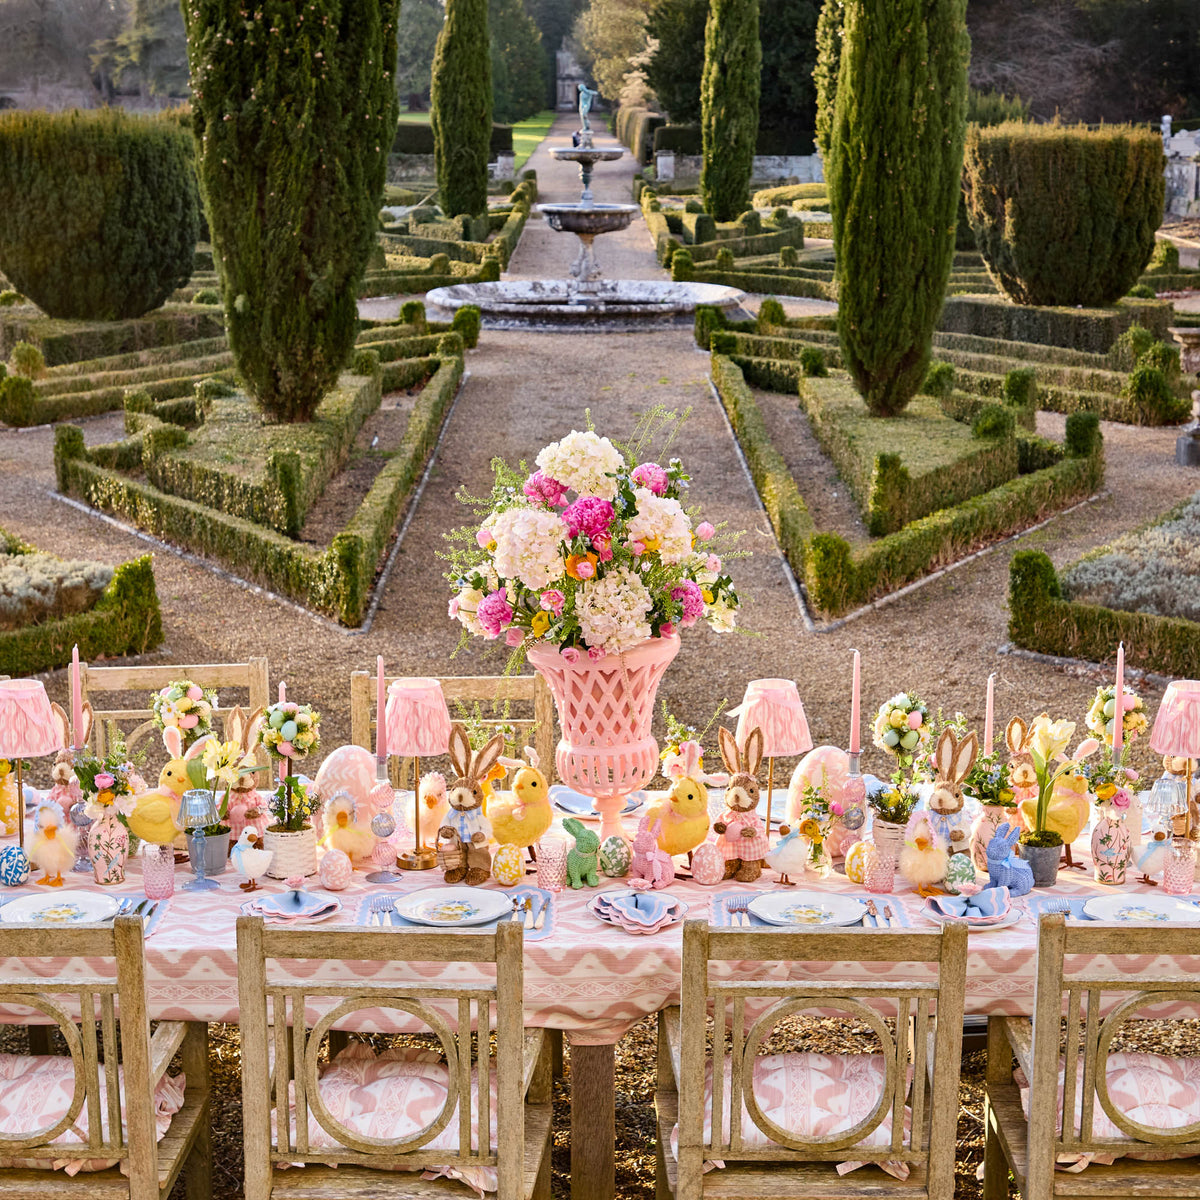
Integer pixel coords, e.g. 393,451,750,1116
570,1041,614,1200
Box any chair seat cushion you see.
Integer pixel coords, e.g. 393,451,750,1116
670,1051,911,1181
1015,1051,1200,1171
0,1053,185,1175
281,1043,499,1196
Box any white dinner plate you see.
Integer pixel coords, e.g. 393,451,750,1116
550,786,645,820
748,891,866,927
2,890,120,924
1082,894,1200,924
920,904,1022,933
394,887,513,927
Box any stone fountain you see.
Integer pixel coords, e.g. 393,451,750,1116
426,87,745,332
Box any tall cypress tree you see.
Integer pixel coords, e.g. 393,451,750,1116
700,0,760,222
828,0,969,417
183,0,398,424
432,0,492,217
813,0,843,163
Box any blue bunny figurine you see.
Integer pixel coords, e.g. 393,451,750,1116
986,823,1033,897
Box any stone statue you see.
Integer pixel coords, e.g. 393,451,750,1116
578,83,599,132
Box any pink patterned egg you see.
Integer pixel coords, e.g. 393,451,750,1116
492,843,525,887
787,746,849,825
317,848,353,891
691,841,725,886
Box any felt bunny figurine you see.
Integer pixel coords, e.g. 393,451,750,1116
45,748,83,819
928,728,979,860
50,699,94,756
437,723,504,886
986,823,1033,897
1005,717,1038,802
563,817,601,888
630,816,674,890
713,726,769,883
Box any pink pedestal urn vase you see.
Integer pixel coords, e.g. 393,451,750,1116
528,634,680,843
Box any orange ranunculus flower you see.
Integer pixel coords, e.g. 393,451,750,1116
96,789,115,806
565,552,599,581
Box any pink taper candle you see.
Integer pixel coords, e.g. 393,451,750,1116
848,650,861,755
1112,642,1125,758
984,673,995,755
70,644,83,749
376,656,387,762
277,680,287,780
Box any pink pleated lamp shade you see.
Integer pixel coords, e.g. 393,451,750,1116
1150,680,1200,759
385,678,452,758
731,678,813,758
0,679,63,757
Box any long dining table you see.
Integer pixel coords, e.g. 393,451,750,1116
3,806,1199,1200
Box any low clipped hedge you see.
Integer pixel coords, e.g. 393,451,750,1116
55,355,463,627
615,106,666,163
751,182,827,207
358,256,500,297
0,545,163,676
393,121,512,156
1008,549,1200,678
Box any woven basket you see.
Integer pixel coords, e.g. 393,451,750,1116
263,825,318,879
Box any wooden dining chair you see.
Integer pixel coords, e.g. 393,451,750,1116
984,912,1200,1200
349,670,556,786
81,657,270,757
0,915,210,1200
656,918,969,1200
236,914,553,1200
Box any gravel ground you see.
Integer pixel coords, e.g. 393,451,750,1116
3,113,1200,1197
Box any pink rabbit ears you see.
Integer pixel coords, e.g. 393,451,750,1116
163,727,183,758
663,739,728,787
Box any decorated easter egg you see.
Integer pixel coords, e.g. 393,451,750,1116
691,841,725,886
599,835,632,877
269,708,285,730
883,728,900,748
943,852,976,895
900,729,920,751
492,843,524,887
0,845,29,886
317,848,353,890
787,746,849,826
371,812,396,839
280,720,298,742
844,839,871,884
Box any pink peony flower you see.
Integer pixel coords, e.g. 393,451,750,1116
560,647,581,663
563,496,615,541
476,589,514,638
630,540,646,556
695,521,715,541
540,589,565,616
706,554,721,573
505,627,525,647
575,559,596,580
1111,788,1132,810
587,645,606,661
523,470,568,508
94,772,115,789
631,462,669,495
476,527,494,549
592,533,613,562
671,580,705,627
659,621,676,637
180,713,199,729
186,685,203,701
907,711,923,730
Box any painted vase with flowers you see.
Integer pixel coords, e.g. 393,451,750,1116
75,741,139,885
1083,684,1144,885
964,754,1018,872
259,700,322,878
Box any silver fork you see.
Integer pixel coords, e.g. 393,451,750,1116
368,896,395,926
726,894,754,927
1040,898,1072,913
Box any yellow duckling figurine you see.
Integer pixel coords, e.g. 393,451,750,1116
643,741,723,860
1018,772,1090,868
479,760,508,816
899,811,950,897
489,748,553,851
126,729,210,848
322,792,376,864
30,805,78,887
417,772,449,847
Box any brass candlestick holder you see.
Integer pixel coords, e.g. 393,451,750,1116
396,754,437,870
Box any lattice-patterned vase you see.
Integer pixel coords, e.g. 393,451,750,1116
1090,806,1131,885
88,809,128,885
970,804,1017,873
528,635,680,842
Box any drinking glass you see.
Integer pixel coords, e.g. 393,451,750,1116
143,842,175,900
536,835,568,892
863,843,896,894
1162,839,1196,895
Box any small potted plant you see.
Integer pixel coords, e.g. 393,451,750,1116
868,778,918,861
1018,716,1099,887
259,699,322,878
964,753,1017,871
182,738,257,877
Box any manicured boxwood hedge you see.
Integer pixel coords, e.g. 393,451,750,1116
0,542,163,677
392,121,512,156
615,106,666,164
1008,549,1200,678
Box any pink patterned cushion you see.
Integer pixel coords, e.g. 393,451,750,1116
670,1052,911,1181
280,1044,499,1196
1015,1052,1200,1171
0,1053,186,1175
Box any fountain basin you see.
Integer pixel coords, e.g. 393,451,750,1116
550,148,625,165
425,280,748,332
538,203,639,236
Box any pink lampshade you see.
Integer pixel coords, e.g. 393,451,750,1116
731,678,813,757
1150,680,1200,759
385,677,452,758
0,679,63,757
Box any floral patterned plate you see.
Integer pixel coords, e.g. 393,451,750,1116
748,891,865,927
395,887,513,927
1082,895,1200,924
1,890,119,924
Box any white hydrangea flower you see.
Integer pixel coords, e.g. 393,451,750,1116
491,506,567,591
535,430,624,500
452,587,486,636
705,596,737,633
576,566,652,654
627,488,692,564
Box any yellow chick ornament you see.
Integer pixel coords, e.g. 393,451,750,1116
899,812,950,897
644,740,726,860
489,748,553,853
30,805,78,887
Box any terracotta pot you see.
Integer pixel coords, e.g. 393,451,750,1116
263,825,318,878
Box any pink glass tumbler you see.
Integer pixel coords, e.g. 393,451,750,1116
864,843,896,894
1162,839,1196,896
536,835,568,893
143,843,176,900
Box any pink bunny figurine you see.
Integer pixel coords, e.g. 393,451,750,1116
629,816,674,890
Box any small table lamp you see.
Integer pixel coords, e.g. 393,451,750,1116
1150,679,1200,841
386,678,452,870
0,680,63,852
731,679,813,837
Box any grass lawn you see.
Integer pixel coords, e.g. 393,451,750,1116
512,109,557,171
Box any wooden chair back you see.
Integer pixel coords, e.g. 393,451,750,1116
81,658,270,759
675,919,968,1197
236,916,528,1200
350,670,555,785
0,916,159,1192
1026,913,1200,1179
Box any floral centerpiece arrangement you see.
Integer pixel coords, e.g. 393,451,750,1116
259,700,322,878
1086,684,1149,749
963,754,1015,808
1082,686,1143,885
790,773,844,876
446,423,741,657
75,736,140,885
150,680,217,748
185,739,258,837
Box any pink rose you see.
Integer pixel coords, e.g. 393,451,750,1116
476,589,514,638
561,647,581,664
94,772,115,789
631,462,669,495
830,802,844,816
706,554,721,573
907,711,923,730
695,521,715,541
659,621,676,637
587,645,606,661
476,527,494,549
448,597,460,617
277,741,295,756
540,589,565,616
505,627,525,647
630,540,645,556
186,685,203,701
1124,767,1140,782
575,559,596,580
1111,788,1132,811
180,713,199,729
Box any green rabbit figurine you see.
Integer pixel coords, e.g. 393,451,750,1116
563,817,601,888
